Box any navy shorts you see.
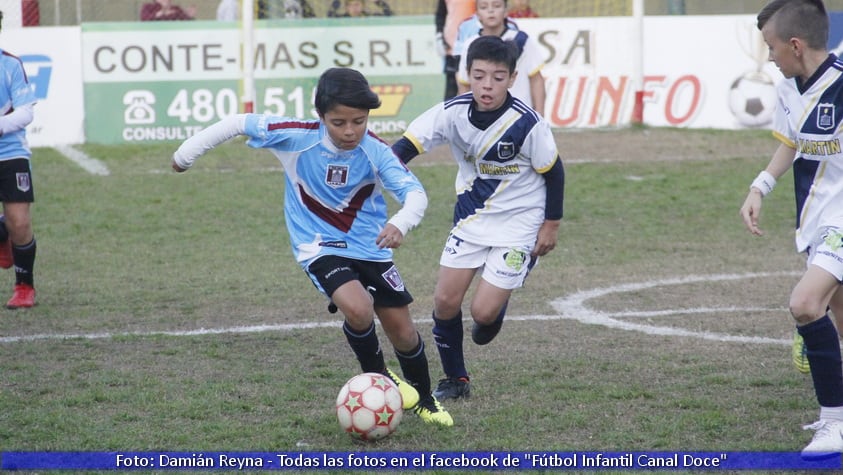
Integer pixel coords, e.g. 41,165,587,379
306,255,413,308
0,158,34,203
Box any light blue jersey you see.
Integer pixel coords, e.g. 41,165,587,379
0,49,35,160
243,115,424,268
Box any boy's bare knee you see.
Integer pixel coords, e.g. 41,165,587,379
433,295,462,319
789,297,824,326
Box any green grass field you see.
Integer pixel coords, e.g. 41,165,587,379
0,128,833,473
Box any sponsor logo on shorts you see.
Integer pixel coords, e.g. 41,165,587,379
823,229,843,252
382,265,405,292
15,173,30,192
818,250,843,264
503,248,527,271
324,265,352,280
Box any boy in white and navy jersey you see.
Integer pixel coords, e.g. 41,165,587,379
740,0,843,459
0,10,38,309
172,68,452,427
393,35,565,401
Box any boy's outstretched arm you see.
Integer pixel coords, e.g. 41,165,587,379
172,115,248,172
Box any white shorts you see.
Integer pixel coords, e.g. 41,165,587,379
807,227,843,282
439,232,537,290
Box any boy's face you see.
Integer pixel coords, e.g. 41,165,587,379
761,21,800,79
346,0,364,16
321,104,370,150
476,0,507,30
468,59,515,111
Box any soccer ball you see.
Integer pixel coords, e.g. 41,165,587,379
728,71,777,127
336,372,403,441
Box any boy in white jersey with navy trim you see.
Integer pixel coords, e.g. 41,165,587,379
172,68,452,427
740,0,843,459
0,10,38,309
393,35,564,400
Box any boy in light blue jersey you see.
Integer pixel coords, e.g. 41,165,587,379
0,10,38,309
172,67,452,427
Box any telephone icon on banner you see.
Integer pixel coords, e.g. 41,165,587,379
123,90,156,125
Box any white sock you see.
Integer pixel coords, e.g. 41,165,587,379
819,406,843,422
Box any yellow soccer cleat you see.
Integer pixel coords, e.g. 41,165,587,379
413,395,454,427
385,368,420,410
793,331,810,374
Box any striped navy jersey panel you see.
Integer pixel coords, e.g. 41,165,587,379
403,93,558,248
244,114,424,266
773,54,843,252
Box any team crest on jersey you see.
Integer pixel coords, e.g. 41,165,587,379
817,103,836,131
15,173,30,192
325,164,349,188
503,248,527,270
497,141,516,160
381,265,405,292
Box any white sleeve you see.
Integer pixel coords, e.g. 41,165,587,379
387,188,428,236
403,102,451,153
172,114,247,170
521,36,546,77
0,103,34,135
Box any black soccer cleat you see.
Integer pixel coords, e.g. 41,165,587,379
432,377,471,401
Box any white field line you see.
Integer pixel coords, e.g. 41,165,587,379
0,321,341,343
55,145,110,176
0,272,799,345
549,271,800,346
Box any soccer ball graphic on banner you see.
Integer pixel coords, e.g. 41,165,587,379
336,373,403,440
728,71,777,127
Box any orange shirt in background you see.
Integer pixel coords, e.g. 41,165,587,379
443,0,475,54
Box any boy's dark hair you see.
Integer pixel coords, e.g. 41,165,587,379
314,68,381,116
465,35,519,74
757,0,828,50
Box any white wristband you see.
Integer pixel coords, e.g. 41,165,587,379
750,170,776,197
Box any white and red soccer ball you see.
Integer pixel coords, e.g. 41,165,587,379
336,372,403,440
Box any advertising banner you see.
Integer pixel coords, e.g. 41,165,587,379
82,19,440,144
515,16,782,129
10,13,843,146
0,26,84,146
